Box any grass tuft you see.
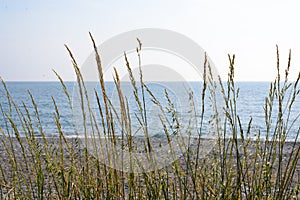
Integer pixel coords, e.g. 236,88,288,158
0,39,299,199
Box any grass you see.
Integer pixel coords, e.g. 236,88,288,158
0,34,299,199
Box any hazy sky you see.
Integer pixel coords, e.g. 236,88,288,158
0,0,299,81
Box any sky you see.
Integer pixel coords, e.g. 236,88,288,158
0,0,300,81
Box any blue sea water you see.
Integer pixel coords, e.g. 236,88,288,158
0,82,299,141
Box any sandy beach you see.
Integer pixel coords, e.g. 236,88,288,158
1,136,299,194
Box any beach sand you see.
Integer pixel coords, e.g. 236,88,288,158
0,136,299,197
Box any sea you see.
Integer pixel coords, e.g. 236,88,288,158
0,82,299,141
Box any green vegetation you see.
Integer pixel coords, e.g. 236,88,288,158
0,34,299,199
